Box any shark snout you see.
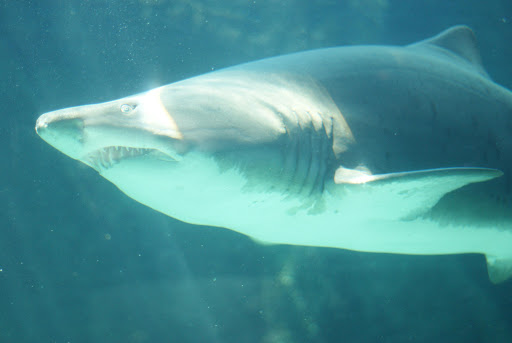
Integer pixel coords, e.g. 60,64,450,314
35,112,83,136
35,110,85,159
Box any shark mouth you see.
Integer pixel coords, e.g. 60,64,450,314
86,146,172,170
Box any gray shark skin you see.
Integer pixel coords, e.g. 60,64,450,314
36,26,512,283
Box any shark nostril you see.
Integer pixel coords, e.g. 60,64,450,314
35,118,49,134
35,114,85,158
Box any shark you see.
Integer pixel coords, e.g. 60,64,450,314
35,26,512,283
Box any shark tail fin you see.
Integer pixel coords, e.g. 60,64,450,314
486,255,512,284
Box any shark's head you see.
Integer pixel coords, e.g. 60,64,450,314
34,71,351,225
33,72,292,223
35,87,186,172
35,70,351,175
35,71,324,173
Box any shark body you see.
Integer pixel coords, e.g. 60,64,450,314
36,26,512,283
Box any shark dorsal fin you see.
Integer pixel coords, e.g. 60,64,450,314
408,25,489,78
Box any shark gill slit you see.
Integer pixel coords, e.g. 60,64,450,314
298,122,314,193
304,119,318,194
308,111,331,195
286,110,329,196
310,117,329,193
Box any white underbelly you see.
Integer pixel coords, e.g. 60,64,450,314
101,154,512,259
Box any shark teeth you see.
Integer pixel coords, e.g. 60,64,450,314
87,146,151,170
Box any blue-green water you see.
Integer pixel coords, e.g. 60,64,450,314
2,1,512,342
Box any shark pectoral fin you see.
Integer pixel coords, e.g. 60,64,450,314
334,167,503,219
486,255,512,284
334,166,502,186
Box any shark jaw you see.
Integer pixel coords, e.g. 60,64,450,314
84,146,178,173
35,116,181,174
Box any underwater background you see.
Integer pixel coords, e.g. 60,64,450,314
2,0,512,342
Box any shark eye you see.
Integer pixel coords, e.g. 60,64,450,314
120,104,136,114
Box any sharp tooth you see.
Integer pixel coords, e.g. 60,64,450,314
105,150,111,163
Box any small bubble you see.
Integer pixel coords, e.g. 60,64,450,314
104,233,111,240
